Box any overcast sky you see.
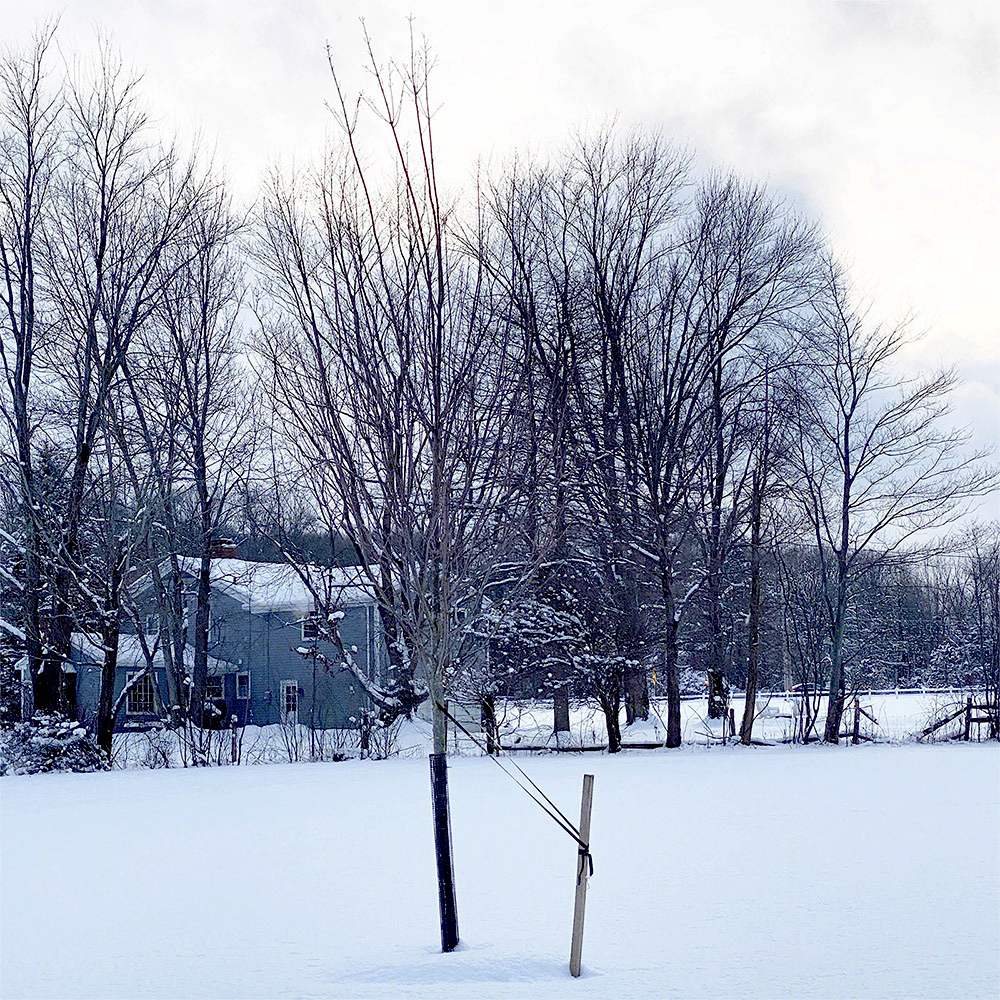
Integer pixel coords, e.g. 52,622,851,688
8,0,1000,499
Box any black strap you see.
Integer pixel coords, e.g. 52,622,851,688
435,700,594,872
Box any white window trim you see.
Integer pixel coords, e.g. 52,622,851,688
236,671,250,700
301,613,319,641
205,676,225,702
125,670,155,716
281,679,299,723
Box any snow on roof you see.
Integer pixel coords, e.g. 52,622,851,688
71,634,236,675
171,557,374,614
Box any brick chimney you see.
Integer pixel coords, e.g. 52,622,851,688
209,538,238,559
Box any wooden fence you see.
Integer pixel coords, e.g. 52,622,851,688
919,696,998,741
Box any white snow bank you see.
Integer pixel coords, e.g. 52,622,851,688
2,744,997,999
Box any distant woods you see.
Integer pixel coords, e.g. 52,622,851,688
2,26,997,749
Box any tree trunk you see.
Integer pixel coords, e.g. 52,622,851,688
191,550,211,731
151,558,183,725
622,562,649,724
705,553,728,719
740,490,763,745
481,694,498,755
706,355,729,721
96,553,125,753
663,632,682,748
624,663,649,726
659,561,683,748
600,688,622,753
823,569,849,743
96,629,119,755
553,684,570,734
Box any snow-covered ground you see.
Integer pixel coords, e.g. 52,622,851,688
481,690,984,750
3,743,997,999
99,689,991,769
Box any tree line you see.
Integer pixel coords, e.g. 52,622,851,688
2,27,996,755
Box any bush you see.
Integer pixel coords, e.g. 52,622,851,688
1,713,109,775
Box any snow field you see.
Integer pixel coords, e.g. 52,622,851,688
2,743,998,999
98,690,981,770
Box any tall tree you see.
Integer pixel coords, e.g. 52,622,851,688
0,25,61,707
478,161,580,735
791,262,996,742
154,187,250,731
559,130,689,730
684,175,819,719
31,40,203,720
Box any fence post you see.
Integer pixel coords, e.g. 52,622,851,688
728,707,736,739
569,774,595,978
964,696,972,741
852,700,861,745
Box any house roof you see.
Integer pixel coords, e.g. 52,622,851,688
170,557,374,614
70,634,237,675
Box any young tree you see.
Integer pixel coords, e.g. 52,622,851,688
256,31,529,951
738,355,797,743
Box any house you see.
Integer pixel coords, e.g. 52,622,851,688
69,558,389,732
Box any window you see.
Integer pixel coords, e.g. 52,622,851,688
236,671,250,700
206,677,224,702
126,671,155,715
281,680,298,723
145,614,159,636
301,614,319,641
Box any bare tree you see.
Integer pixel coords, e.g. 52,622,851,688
100,179,252,750
790,262,997,742
153,187,250,732
257,31,531,951
477,160,585,736
683,175,820,720
0,24,61,707
561,131,689,729
25,40,204,725
738,353,798,743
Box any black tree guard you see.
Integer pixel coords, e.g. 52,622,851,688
429,752,459,951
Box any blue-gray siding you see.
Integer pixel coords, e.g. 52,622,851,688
70,582,388,731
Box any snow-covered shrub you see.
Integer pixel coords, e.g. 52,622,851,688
0,653,23,725
1,713,109,775
356,708,402,759
679,665,705,696
125,725,175,769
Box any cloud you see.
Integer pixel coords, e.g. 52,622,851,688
7,0,998,414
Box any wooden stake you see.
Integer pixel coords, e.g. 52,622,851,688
569,773,594,978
